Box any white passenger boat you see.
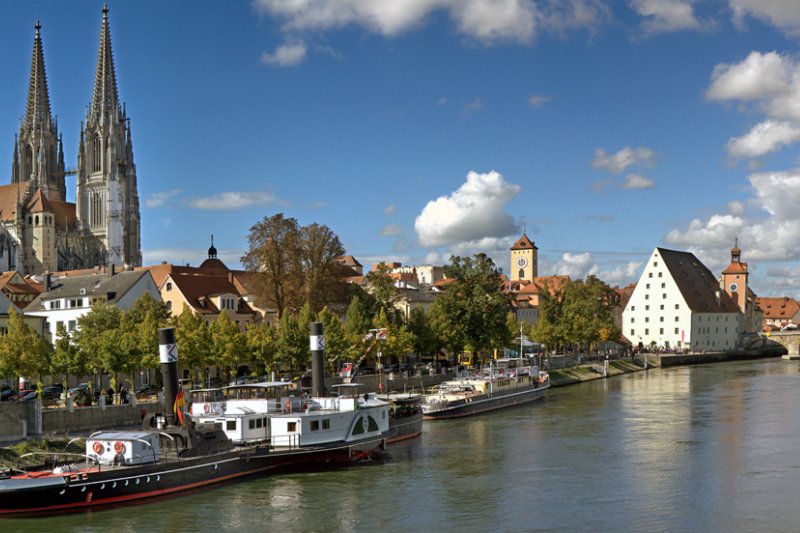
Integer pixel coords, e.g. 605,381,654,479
420,357,549,420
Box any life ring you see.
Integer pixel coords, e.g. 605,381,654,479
113,441,126,455
204,403,211,414
283,399,291,412
92,442,104,455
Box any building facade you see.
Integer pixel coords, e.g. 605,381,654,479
0,6,141,275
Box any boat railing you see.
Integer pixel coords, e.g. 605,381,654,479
271,433,300,449
15,452,100,474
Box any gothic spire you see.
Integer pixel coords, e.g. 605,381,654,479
24,21,53,130
90,4,119,123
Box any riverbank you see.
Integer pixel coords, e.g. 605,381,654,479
548,358,650,387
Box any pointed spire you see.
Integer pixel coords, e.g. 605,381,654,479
90,4,119,122
24,20,53,130
57,133,64,168
12,135,19,183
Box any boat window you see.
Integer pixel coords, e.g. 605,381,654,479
226,420,236,431
256,418,263,428
287,422,297,432
322,419,330,430
249,419,256,429
310,420,319,431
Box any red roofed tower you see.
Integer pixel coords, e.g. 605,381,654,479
722,239,748,314
510,232,538,281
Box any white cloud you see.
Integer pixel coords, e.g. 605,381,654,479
415,170,520,247
379,224,403,237
726,120,800,158
186,192,284,210
591,146,655,174
384,204,396,216
556,252,598,278
254,0,611,46
629,0,703,33
528,94,552,108
665,169,800,263
727,200,746,216
622,173,655,189
730,0,800,36
464,98,485,115
144,189,182,208
706,51,800,158
261,42,308,67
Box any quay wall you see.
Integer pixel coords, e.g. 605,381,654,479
41,401,161,436
346,371,453,394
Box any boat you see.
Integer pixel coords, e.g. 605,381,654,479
0,326,389,516
377,392,424,443
419,357,549,419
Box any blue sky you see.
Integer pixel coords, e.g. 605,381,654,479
2,1,800,297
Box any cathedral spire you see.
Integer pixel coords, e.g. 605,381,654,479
90,4,119,123
24,21,53,131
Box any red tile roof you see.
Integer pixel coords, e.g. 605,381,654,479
510,234,537,251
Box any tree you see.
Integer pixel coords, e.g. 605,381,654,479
432,253,511,359
317,306,348,369
247,321,278,376
276,310,307,373
122,292,171,370
299,223,348,313
51,323,82,384
366,262,400,321
210,313,248,382
241,213,303,318
372,307,416,362
0,309,51,386
73,303,126,385
174,311,212,387
408,307,436,355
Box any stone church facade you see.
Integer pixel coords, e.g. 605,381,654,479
0,5,141,275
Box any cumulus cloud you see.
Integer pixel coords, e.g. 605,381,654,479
528,94,552,108
727,200,746,216
186,192,285,210
629,0,704,33
144,189,182,208
622,173,655,189
379,224,403,237
730,0,800,36
592,146,655,174
261,42,308,67
665,169,800,263
706,51,800,158
415,170,520,248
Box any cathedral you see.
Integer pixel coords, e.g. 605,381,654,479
0,5,141,275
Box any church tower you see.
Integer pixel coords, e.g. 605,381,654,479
11,22,66,202
76,5,141,268
722,239,749,314
510,233,538,281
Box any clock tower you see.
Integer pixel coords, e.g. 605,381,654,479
510,233,538,281
721,239,748,314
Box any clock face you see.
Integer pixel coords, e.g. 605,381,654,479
516,257,528,268
729,282,739,292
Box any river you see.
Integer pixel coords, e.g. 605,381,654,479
7,358,800,532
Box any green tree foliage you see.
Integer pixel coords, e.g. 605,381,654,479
210,313,247,380
0,309,51,383
174,311,212,386
122,292,171,370
277,310,307,372
73,303,127,377
51,323,81,382
317,306,348,368
343,295,372,360
430,253,511,356
247,321,278,375
408,307,436,355
372,308,416,361
531,275,620,353
241,214,350,317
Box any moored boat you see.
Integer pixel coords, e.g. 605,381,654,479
0,325,389,516
378,392,424,443
420,357,549,420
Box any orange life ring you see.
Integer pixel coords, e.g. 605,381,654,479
92,442,104,455
113,441,126,455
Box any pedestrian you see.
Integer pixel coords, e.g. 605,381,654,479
120,386,128,404
107,386,114,405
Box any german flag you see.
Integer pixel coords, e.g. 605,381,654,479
174,388,187,426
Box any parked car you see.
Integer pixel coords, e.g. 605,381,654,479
0,386,14,402
42,384,64,400
9,389,35,401
18,390,38,401
67,383,90,399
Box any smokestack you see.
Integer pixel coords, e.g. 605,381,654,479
158,327,179,426
310,322,325,397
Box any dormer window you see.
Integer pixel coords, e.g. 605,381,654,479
166,282,172,292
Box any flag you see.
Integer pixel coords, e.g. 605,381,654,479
340,363,353,378
174,388,186,426
376,328,387,340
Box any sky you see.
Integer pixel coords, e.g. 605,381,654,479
2,1,800,297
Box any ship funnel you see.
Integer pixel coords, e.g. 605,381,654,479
158,327,179,426
310,322,325,397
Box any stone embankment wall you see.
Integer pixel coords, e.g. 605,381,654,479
346,371,453,394
549,359,647,387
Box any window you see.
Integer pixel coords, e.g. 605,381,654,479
660,305,664,310
68,320,76,331
93,134,101,172
310,420,320,431
249,419,255,430
646,283,650,289
645,329,649,335
630,329,635,336
660,317,664,322
56,320,63,331
631,306,635,311
287,422,297,432
675,328,679,334
166,301,172,311
658,272,662,278
645,294,649,300
662,293,667,299
660,328,664,334
256,418,263,428
675,304,679,309
648,273,653,278
661,283,665,288
645,305,649,311
645,317,649,323
226,420,236,431
166,282,172,291
654,261,658,267
630,317,635,323
322,419,330,430
675,316,679,322
50,300,61,310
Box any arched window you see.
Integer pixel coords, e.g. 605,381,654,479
166,282,172,291
93,135,101,172
519,268,525,279
35,216,39,226
166,300,172,311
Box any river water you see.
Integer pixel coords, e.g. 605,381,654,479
8,358,800,532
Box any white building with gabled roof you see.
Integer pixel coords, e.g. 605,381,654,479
623,247,743,352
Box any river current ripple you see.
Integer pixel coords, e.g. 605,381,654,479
8,359,800,532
